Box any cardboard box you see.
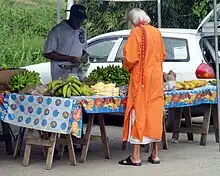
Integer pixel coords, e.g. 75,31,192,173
0,83,10,92
0,69,26,84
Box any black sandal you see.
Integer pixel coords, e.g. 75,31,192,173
119,156,142,166
148,156,160,164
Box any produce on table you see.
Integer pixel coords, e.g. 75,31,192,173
84,65,130,87
19,85,47,96
91,82,119,96
209,79,217,85
176,80,208,90
45,76,95,97
9,70,41,92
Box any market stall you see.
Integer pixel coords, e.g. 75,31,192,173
0,65,220,169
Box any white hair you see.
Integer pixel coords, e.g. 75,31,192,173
127,8,151,27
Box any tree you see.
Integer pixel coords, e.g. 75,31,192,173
78,0,218,38
193,0,213,21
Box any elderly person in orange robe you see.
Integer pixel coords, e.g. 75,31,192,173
119,8,166,166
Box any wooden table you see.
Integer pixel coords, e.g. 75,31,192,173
73,114,111,163
170,104,219,146
14,113,110,168
20,129,76,170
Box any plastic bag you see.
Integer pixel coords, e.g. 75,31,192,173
195,63,215,79
77,52,90,80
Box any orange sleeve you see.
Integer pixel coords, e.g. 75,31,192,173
123,29,140,71
160,32,166,61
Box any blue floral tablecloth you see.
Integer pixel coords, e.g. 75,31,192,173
0,93,82,138
0,85,217,135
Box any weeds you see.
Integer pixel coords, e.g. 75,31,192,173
0,0,65,68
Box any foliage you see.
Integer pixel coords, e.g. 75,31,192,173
0,0,219,68
0,0,65,68
193,0,213,20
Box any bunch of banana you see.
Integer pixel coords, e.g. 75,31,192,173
45,80,64,96
184,80,208,88
209,79,217,86
176,80,208,90
44,76,95,97
176,82,183,90
9,70,41,92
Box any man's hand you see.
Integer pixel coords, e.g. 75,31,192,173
44,51,81,64
81,52,90,64
70,57,82,64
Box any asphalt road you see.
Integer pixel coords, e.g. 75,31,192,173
0,125,220,176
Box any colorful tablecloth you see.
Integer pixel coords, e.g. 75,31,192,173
0,93,82,138
0,85,217,135
164,85,216,108
74,85,217,112
73,96,126,113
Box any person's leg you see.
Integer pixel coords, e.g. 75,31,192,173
118,144,142,166
151,142,159,160
131,144,141,163
148,142,160,164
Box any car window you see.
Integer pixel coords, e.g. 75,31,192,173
115,37,189,62
164,38,189,61
87,39,117,63
115,38,127,62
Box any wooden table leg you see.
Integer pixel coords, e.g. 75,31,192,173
40,131,49,159
162,113,168,149
212,105,219,143
1,121,13,154
14,127,25,159
57,134,77,165
80,114,94,163
45,133,57,170
183,107,193,141
98,114,111,159
23,129,33,167
59,134,65,160
67,134,77,166
171,108,183,143
200,104,212,146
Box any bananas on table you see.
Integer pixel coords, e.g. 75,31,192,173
176,80,208,90
85,65,130,87
209,79,217,85
45,76,94,98
9,70,41,92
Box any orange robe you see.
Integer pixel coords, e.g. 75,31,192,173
123,25,166,142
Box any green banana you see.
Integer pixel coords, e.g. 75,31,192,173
81,85,90,96
71,83,82,94
70,86,80,96
62,84,69,98
51,80,63,89
66,76,83,86
66,86,72,98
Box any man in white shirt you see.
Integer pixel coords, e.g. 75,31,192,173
44,4,88,81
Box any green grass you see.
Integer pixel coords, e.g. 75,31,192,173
0,0,66,68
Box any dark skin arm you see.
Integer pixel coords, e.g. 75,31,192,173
44,51,81,64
